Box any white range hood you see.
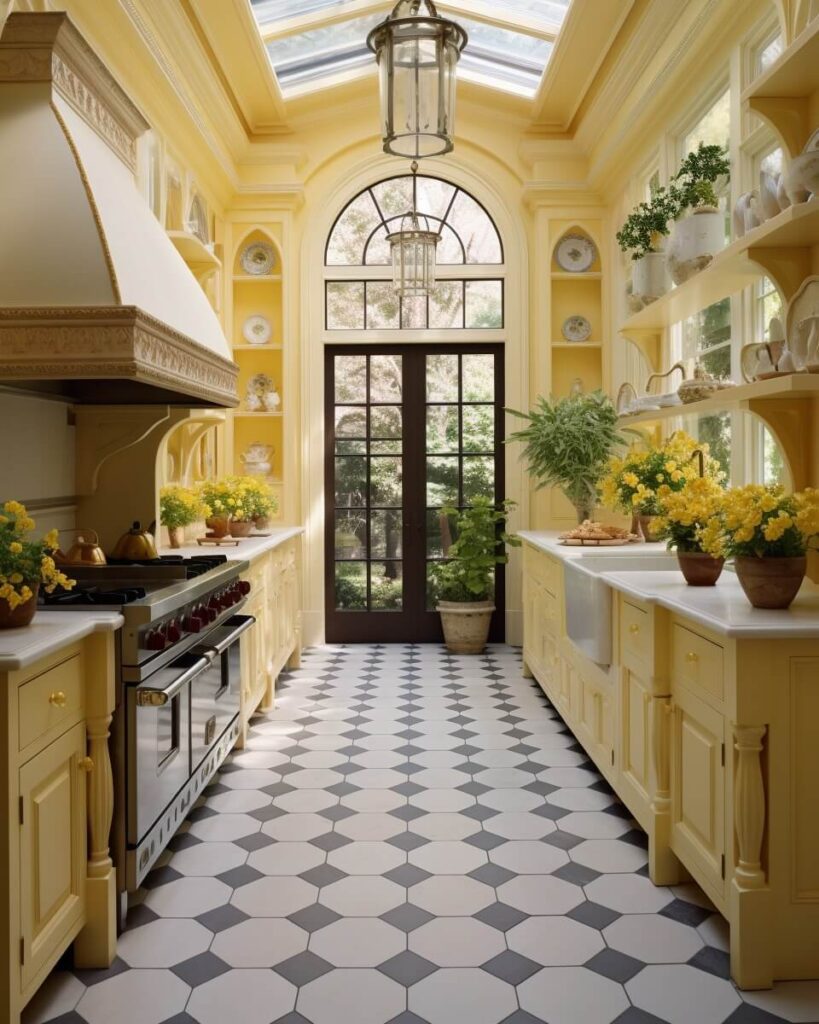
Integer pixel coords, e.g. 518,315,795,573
0,12,238,407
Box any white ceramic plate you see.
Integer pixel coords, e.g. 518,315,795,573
240,242,276,276
555,234,597,273
243,315,272,345
561,315,592,342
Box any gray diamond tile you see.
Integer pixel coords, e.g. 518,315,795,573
299,864,347,888
532,802,570,820
474,902,528,932
378,950,438,985
394,781,425,796
464,831,507,851
722,1006,790,1024
500,1013,547,1024
461,804,500,822
143,865,184,890
195,903,249,933
481,950,541,984
543,831,584,850
250,803,287,822
567,900,620,930
274,950,334,985
233,832,275,853
585,947,644,983
380,902,434,933
388,832,430,852
387,1013,431,1024
458,781,490,796
124,902,159,929
216,864,264,888
72,956,129,986
310,831,354,852
611,1009,672,1024
468,863,516,887
159,1014,200,1024
688,945,731,979
168,831,202,852
171,950,231,987
553,862,601,885
326,782,361,797
390,804,428,821
384,864,432,887
660,898,712,927
319,804,357,821
287,903,341,933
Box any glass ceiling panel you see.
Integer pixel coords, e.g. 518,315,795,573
457,17,553,96
251,0,354,29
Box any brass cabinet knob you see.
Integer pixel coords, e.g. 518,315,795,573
49,690,67,707
629,623,640,635
686,651,699,663
78,756,94,772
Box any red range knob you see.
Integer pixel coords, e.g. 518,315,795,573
238,580,251,596
145,628,166,651
166,620,182,642
203,603,217,623
183,614,203,633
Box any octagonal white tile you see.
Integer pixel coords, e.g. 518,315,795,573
117,918,212,967
409,840,487,874
309,918,406,967
412,768,473,790
169,841,247,877
409,917,506,967
299,734,349,751
229,749,289,769
188,813,260,843
273,789,338,813
547,788,615,812
469,749,527,769
478,789,544,813
298,968,404,1024
409,813,481,841
220,769,282,790
347,768,408,789
409,789,475,813
626,964,741,1024
350,749,406,769
570,839,648,873
231,876,317,916
585,874,673,914
354,734,405,751
263,813,332,841
411,733,463,751
497,875,585,915
519,967,629,1024
474,768,534,789
558,811,632,840
286,768,346,790
319,875,404,916
490,840,569,875
744,981,819,1022
205,789,271,814
341,788,406,812
76,969,189,1024
697,912,730,952
409,968,517,1024
248,840,325,875
144,877,231,918
210,917,308,967
508,916,604,966
484,811,556,840
327,841,406,875
605,913,704,964
336,812,406,841
21,970,83,1023
408,875,495,916
187,969,296,1024
538,767,600,788
292,750,347,769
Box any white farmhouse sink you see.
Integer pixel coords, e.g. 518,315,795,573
564,552,678,666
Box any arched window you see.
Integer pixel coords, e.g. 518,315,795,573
324,173,504,332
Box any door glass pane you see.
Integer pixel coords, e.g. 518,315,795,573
335,456,366,506
334,355,367,402
426,354,459,401
370,561,403,610
462,405,495,452
335,513,367,559
462,355,495,401
426,405,459,453
463,456,495,503
335,407,367,437
372,510,403,559
370,457,402,507
335,562,367,610
427,456,459,506
371,406,402,438
429,282,464,328
370,439,402,455
370,355,402,401
426,508,457,558
336,439,366,455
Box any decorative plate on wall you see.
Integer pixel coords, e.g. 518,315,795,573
562,315,592,343
555,234,597,273
243,315,272,345
240,242,276,276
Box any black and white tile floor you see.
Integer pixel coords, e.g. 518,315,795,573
26,645,819,1024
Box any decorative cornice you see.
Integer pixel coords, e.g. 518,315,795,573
0,306,239,408
0,12,149,172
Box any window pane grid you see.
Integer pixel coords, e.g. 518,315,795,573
326,280,504,331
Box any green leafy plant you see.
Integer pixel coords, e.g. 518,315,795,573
672,142,731,211
432,498,519,603
160,486,208,530
616,186,682,260
507,392,625,522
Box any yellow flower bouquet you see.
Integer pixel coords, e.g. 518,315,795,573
197,477,279,539
654,476,727,585
160,486,209,548
718,485,819,609
0,501,75,628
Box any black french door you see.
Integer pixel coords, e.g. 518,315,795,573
325,344,505,643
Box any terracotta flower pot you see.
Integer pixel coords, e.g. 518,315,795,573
229,519,254,538
677,552,724,586
0,582,39,630
168,526,185,549
254,515,271,532
206,516,230,538
639,515,662,543
734,555,806,610
438,600,495,655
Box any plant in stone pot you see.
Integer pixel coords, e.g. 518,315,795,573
507,391,624,524
667,142,730,284
241,476,279,531
654,476,727,585
616,185,681,304
160,485,207,548
720,484,819,609
432,497,519,655
0,501,75,629
197,479,234,538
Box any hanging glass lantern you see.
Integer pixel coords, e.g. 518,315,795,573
387,162,440,297
367,0,467,160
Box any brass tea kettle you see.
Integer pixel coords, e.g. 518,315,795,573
111,521,158,561
55,529,107,567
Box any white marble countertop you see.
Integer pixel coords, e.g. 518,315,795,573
519,530,819,638
158,526,304,564
0,611,124,672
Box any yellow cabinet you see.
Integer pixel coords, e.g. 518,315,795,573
670,683,725,902
577,670,614,771
621,667,652,808
19,722,87,992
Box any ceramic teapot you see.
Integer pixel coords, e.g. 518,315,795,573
240,443,274,476
677,364,735,404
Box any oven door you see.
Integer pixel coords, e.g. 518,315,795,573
190,614,255,771
127,652,206,844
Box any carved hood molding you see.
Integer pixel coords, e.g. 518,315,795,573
0,12,238,408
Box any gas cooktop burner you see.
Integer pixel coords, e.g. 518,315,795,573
42,584,149,607
105,554,228,579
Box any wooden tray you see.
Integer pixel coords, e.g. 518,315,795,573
558,537,635,546
197,535,241,546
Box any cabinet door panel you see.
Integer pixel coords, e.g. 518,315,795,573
19,723,86,990
622,668,651,801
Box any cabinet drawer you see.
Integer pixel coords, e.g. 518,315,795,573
19,655,83,752
620,601,650,670
672,624,724,702
525,546,558,596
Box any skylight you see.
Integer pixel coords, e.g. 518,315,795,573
251,0,571,100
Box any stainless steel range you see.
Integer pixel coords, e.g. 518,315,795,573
45,555,255,909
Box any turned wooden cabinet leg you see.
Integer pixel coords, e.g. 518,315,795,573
730,723,772,990
649,697,683,884
522,658,534,679
75,636,117,968
288,613,302,670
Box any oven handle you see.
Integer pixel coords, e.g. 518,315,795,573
134,653,211,707
198,614,256,659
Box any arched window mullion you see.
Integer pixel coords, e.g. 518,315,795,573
368,188,390,234
438,187,467,264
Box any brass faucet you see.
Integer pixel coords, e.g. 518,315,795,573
689,448,705,478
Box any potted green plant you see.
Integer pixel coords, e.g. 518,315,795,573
508,391,624,523
667,143,731,284
617,186,681,303
159,485,207,548
0,501,75,629
432,497,519,655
